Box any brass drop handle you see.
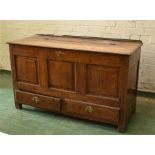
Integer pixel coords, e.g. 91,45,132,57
56,51,64,58
85,105,94,113
32,96,40,104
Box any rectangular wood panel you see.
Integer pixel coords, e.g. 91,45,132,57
86,65,119,98
47,60,75,91
15,56,39,85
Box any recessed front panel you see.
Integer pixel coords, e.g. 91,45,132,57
47,60,75,91
15,56,39,85
86,65,119,98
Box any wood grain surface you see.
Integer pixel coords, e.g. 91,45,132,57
8,34,142,55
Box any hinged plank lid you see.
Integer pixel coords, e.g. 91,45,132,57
8,34,143,55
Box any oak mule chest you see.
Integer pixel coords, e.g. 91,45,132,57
8,34,142,132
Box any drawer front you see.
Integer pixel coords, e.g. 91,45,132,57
15,90,61,112
64,99,119,124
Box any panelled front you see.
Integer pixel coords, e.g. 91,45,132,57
43,48,121,107
10,46,122,108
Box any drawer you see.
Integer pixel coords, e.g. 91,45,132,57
64,99,119,124
15,90,61,112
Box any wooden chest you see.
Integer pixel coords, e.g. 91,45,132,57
8,34,143,132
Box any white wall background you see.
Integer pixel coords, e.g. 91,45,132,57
0,20,155,92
